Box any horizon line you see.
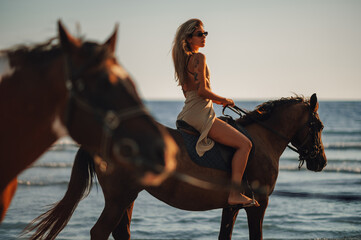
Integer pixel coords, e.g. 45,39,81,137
143,98,361,102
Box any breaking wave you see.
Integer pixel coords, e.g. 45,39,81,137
31,162,73,168
324,142,361,150
279,165,361,174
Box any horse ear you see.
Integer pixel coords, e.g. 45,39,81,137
58,20,81,53
310,93,319,112
103,23,118,54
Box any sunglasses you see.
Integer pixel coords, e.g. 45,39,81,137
191,31,208,38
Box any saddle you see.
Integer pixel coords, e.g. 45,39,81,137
176,116,255,173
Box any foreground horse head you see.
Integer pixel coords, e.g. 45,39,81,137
57,22,177,178
0,21,176,222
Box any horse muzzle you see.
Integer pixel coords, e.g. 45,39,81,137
111,133,178,186
306,154,327,172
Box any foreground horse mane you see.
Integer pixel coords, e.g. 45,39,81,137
1,38,62,65
2,37,111,67
237,96,309,126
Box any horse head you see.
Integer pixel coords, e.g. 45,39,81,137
58,21,177,183
291,93,327,172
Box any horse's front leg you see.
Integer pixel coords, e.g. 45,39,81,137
90,198,128,240
112,201,135,240
90,184,138,240
245,198,269,240
218,207,240,240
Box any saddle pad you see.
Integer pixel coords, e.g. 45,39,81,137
179,130,232,172
178,116,254,173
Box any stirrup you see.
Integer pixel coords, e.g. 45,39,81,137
228,195,259,209
241,196,258,208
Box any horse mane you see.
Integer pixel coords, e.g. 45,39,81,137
1,37,111,67
236,96,310,126
1,38,61,65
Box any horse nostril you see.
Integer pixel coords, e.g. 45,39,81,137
115,138,139,159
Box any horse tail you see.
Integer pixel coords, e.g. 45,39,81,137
23,148,95,240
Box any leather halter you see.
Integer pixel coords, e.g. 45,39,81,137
63,48,149,164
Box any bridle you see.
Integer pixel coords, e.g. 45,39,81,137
63,47,149,165
223,105,324,169
291,111,324,169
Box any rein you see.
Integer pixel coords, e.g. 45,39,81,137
223,105,319,169
223,105,299,153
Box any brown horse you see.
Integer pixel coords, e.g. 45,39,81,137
0,21,176,222
26,94,326,240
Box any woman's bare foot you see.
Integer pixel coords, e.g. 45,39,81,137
228,192,260,207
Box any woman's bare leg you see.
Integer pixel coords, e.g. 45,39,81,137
208,118,258,206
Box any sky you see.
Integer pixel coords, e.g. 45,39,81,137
1,0,360,100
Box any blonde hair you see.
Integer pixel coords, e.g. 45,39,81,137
172,18,203,86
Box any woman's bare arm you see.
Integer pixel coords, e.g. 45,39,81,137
193,53,234,106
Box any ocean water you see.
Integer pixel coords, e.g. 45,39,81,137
1,100,361,240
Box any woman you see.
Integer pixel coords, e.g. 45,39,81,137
172,19,259,207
